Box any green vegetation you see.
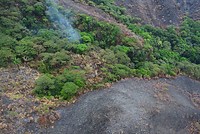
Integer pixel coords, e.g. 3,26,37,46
1,0,200,100
34,68,86,99
82,0,141,24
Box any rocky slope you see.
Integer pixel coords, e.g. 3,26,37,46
116,0,200,27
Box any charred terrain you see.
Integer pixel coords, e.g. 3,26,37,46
116,0,200,26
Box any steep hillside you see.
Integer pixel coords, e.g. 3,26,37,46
116,0,200,27
59,0,144,45
0,0,200,133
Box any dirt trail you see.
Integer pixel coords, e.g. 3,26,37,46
59,0,143,46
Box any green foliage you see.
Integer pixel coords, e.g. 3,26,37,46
66,43,89,54
136,62,161,78
0,48,16,67
57,69,85,86
74,44,89,54
34,74,56,96
81,32,94,43
60,82,79,100
102,64,136,82
75,14,124,48
83,0,141,24
112,64,135,78
115,51,131,65
37,29,60,40
128,17,200,79
100,49,118,64
177,61,200,79
0,33,17,49
40,50,71,71
34,68,86,98
33,2,45,15
50,51,71,66
111,45,131,53
15,37,37,61
100,48,131,65
0,0,50,67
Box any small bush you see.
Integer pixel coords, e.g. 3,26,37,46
100,49,118,64
136,62,161,77
0,47,16,67
34,74,56,96
76,44,88,54
111,45,131,53
136,68,150,78
112,64,134,78
103,64,136,82
178,61,200,79
40,50,71,69
74,79,85,88
55,69,86,88
81,32,94,43
60,82,79,100
71,44,89,54
115,51,131,65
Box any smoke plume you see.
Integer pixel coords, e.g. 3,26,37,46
46,0,80,42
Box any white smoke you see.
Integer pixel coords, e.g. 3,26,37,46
46,0,80,42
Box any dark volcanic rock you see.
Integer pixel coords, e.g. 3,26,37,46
24,76,200,134
115,0,200,27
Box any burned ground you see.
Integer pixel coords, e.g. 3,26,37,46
18,76,200,134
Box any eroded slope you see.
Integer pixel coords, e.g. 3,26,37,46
116,0,200,26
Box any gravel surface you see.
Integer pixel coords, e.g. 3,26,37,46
29,76,200,134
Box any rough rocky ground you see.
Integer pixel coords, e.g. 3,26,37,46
116,0,200,27
18,76,200,134
0,67,62,134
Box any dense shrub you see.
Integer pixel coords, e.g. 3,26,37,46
34,68,86,98
66,43,89,54
178,61,200,79
136,62,161,78
55,69,86,89
74,44,89,54
102,64,136,82
34,74,56,96
0,48,16,67
100,48,131,65
115,51,131,65
111,45,131,53
75,14,125,48
81,32,94,43
100,49,118,64
60,82,79,100
40,50,71,70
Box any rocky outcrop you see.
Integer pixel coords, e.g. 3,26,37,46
116,0,200,27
